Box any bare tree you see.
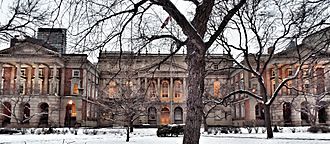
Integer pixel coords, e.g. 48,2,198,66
287,62,330,126
98,69,147,142
216,0,330,138
0,0,55,43
58,1,246,143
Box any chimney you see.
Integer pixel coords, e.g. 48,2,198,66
10,35,20,47
267,47,274,54
37,28,67,54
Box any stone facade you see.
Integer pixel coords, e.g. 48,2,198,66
0,32,99,128
2,27,330,128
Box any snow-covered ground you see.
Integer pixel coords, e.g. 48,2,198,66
1,127,330,144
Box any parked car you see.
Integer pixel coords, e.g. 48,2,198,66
156,124,184,137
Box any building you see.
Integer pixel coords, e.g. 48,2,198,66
1,27,330,128
0,28,99,128
97,52,232,127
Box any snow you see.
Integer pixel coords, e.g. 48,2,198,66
1,127,330,144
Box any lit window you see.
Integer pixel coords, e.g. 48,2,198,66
149,80,157,97
288,69,293,76
73,83,79,95
161,80,169,97
213,80,220,97
174,80,182,98
109,80,117,98
72,70,80,78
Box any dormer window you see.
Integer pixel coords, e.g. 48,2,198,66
72,70,80,78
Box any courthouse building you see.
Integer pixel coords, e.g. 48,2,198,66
1,27,330,128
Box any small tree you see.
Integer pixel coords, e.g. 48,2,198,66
98,70,147,142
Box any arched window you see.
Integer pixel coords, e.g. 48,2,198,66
39,103,49,126
255,103,264,120
149,80,157,97
174,80,183,98
301,102,310,125
109,80,117,98
22,103,30,124
213,80,220,97
174,107,183,124
318,101,327,124
283,102,292,126
2,102,11,126
160,107,170,125
65,100,77,127
148,107,157,125
161,80,169,97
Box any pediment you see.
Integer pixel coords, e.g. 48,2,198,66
139,61,187,72
0,42,60,56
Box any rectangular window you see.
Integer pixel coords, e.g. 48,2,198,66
213,64,218,70
21,69,26,77
288,69,293,76
50,69,59,77
39,69,44,77
72,70,80,78
73,83,79,95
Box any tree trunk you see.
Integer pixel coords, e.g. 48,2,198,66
264,104,273,138
203,116,208,132
183,42,206,144
129,122,134,132
126,126,130,142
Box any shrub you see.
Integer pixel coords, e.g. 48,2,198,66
220,128,228,134
254,127,259,133
262,128,266,133
290,128,296,133
273,125,279,132
307,126,330,133
246,127,252,134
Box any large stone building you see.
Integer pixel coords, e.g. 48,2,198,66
1,27,330,128
0,28,99,128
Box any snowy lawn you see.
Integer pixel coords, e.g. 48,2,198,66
0,127,330,144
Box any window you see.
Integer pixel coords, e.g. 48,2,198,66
19,79,26,95
149,80,157,97
288,69,293,76
213,80,220,97
50,69,59,77
161,80,169,97
271,69,276,77
39,69,44,77
72,83,79,95
241,102,245,118
213,64,218,70
72,70,80,78
174,80,183,97
109,80,117,98
21,69,26,77
303,69,309,77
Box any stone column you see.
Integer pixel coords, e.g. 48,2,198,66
26,67,32,95
144,77,147,91
0,63,2,94
10,66,15,95
183,77,186,100
44,67,49,95
34,64,39,95
16,63,21,95
60,68,65,96
170,77,173,123
52,64,57,95
82,69,87,97
157,78,160,97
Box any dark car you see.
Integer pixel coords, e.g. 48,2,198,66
157,124,184,137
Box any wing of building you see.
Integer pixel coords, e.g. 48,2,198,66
1,27,330,128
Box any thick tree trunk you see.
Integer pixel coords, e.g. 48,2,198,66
183,42,206,144
264,104,273,138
